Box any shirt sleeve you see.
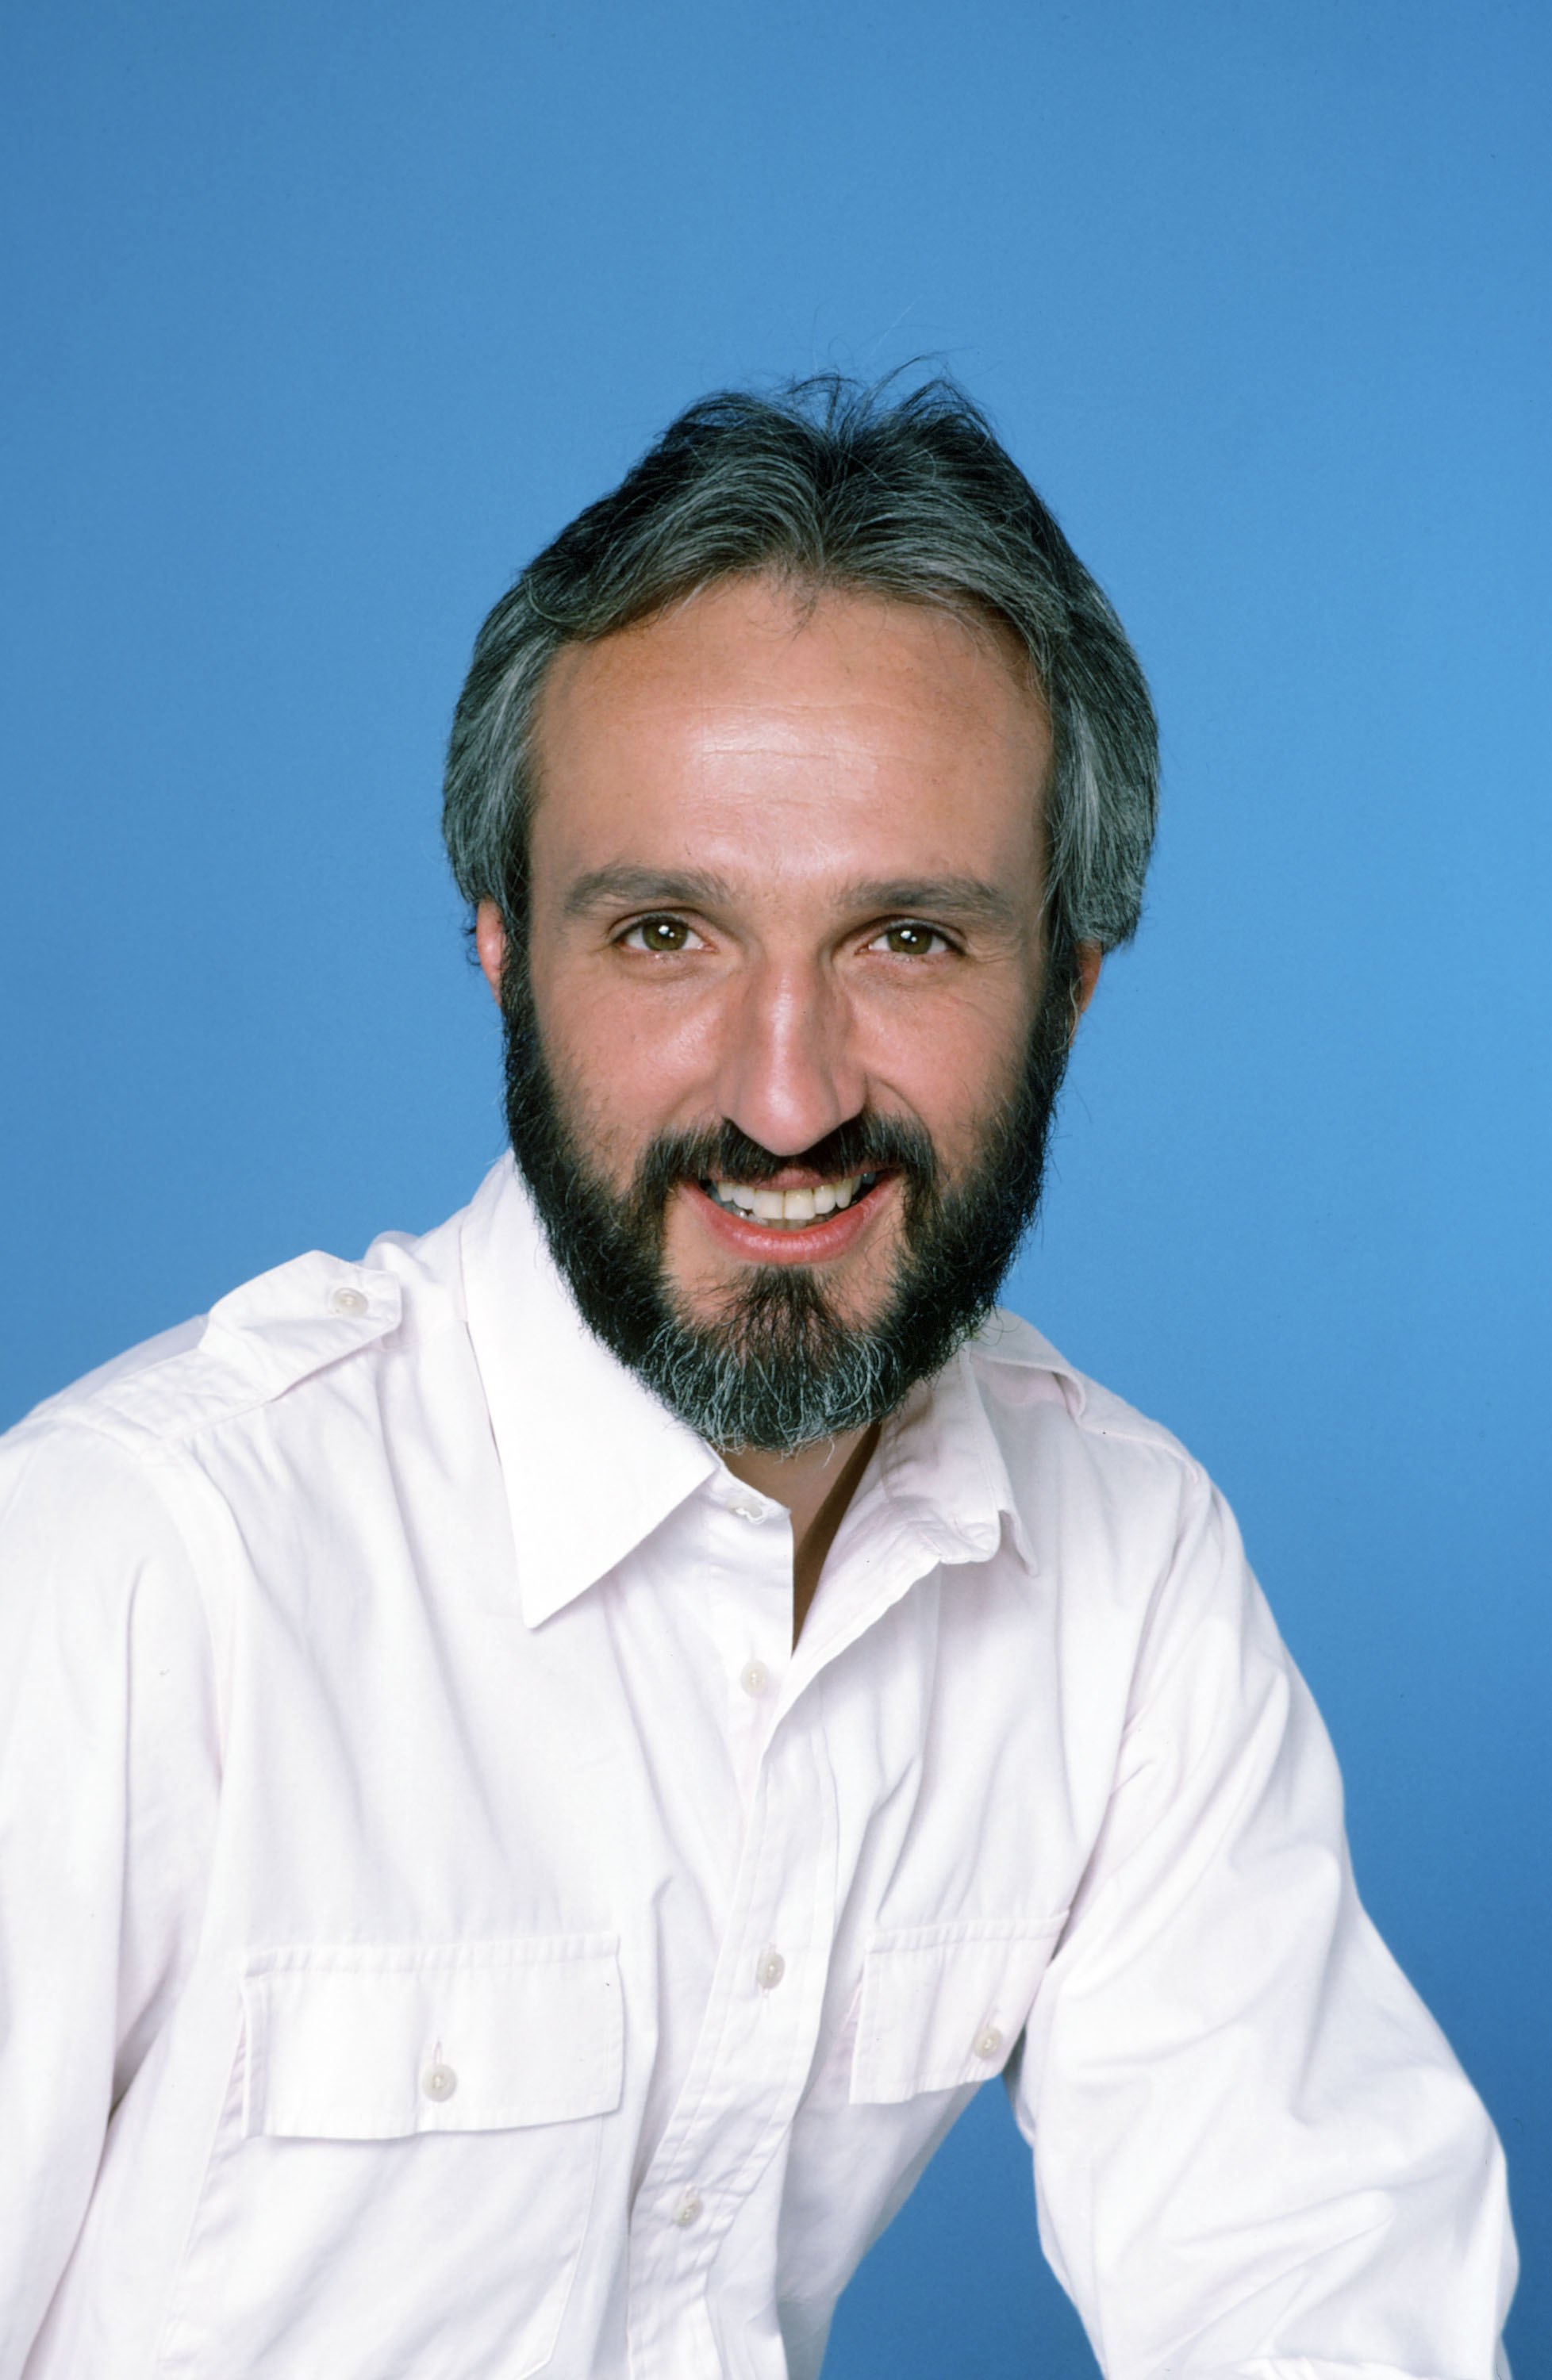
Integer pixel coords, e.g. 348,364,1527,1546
1009,1464,1516,2380
0,1418,221,2376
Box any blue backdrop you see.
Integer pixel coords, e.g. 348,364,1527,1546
2,2,1546,2367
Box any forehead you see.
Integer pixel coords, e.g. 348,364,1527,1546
528,575,1052,847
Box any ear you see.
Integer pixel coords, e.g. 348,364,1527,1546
1069,942,1103,1038
474,900,507,1005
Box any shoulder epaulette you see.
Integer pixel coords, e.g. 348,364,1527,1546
29,1251,402,1453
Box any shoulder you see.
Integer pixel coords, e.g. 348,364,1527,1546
965,1307,1228,1608
970,1307,1204,1491
0,1215,474,1672
2,1207,468,1489
6,1253,394,1464
965,1314,1266,1687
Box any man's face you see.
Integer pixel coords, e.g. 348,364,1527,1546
479,574,1079,1449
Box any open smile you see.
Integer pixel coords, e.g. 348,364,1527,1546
703,1169,882,1229
684,1169,896,1261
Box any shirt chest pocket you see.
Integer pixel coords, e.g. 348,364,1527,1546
160,1937,622,2380
240,1935,624,2140
849,1915,1067,2103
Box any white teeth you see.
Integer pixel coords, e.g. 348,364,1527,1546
708,1173,871,1226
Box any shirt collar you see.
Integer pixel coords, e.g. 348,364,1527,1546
456,1157,1074,1624
874,1336,1038,1578
459,1158,719,1627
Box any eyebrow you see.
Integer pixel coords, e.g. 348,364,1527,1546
562,866,738,918
838,877,1022,927
562,866,1022,928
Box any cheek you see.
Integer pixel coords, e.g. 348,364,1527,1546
535,952,725,1107
527,966,718,1180
861,989,1035,1167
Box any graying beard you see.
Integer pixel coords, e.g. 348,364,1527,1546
635,1293,900,1456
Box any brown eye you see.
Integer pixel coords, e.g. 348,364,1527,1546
624,916,696,953
878,921,947,957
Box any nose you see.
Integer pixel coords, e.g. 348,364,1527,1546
713,955,866,1161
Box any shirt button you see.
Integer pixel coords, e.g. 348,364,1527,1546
972,2025,1005,2062
421,2062,458,2101
731,1502,761,1522
328,1284,370,1317
672,2186,703,2228
740,1660,770,1697
756,1948,786,1991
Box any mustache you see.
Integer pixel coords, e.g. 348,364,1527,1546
628,1112,939,1211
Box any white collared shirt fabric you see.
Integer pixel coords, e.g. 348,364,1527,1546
0,1159,1514,2380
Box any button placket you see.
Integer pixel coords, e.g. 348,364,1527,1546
693,1498,794,1807
626,1712,837,2341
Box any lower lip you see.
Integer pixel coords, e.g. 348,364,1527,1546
682,1177,895,1265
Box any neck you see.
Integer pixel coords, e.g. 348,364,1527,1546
722,1423,880,1645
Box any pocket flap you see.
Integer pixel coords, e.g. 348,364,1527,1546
850,1915,1066,2105
240,1935,623,2140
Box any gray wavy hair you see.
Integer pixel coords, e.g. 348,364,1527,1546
442,374,1158,958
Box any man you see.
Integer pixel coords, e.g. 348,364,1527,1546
0,377,1515,2378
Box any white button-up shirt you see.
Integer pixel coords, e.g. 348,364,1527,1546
0,1159,1514,2380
